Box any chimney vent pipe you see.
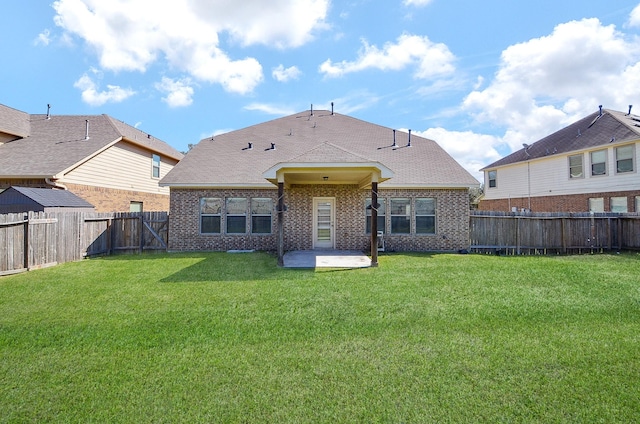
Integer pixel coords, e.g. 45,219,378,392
46,104,51,120
84,120,90,140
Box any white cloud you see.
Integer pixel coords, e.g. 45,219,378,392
403,0,434,6
319,33,456,79
73,73,135,106
412,128,503,181
244,103,297,115
272,65,302,82
462,18,640,152
629,3,640,27
34,29,51,46
156,77,195,108
52,0,329,94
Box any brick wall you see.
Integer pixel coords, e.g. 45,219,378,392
480,190,640,212
65,183,170,212
168,186,471,252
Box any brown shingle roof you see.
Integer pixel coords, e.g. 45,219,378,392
0,104,30,138
0,110,183,178
161,110,479,188
482,108,640,170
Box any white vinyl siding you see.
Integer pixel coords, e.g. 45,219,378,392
63,141,175,194
483,141,640,201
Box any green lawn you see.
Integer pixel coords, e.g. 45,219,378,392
1,252,639,423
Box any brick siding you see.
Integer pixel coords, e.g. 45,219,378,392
168,186,471,252
480,190,640,213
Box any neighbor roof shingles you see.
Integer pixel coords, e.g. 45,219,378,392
161,110,479,188
482,109,640,170
0,112,183,178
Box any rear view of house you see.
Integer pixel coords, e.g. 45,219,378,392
0,103,184,212
161,108,479,264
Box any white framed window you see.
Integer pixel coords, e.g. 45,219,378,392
610,197,628,213
590,150,607,176
487,170,497,188
415,198,436,234
251,198,273,234
365,198,386,234
568,154,583,178
152,154,161,178
616,144,634,173
129,201,143,213
390,198,411,234
589,198,604,213
226,198,247,234
636,196,640,213
200,198,222,234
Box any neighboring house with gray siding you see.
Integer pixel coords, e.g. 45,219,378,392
0,103,183,212
480,107,640,213
160,108,479,264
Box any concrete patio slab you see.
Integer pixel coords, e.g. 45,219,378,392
283,250,372,268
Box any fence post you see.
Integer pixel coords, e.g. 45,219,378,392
139,214,144,253
23,213,29,270
516,215,521,255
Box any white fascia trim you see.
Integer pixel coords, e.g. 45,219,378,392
380,183,480,189
160,183,275,189
263,161,394,179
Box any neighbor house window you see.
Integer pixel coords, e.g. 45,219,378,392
226,198,247,234
487,170,497,188
610,197,628,213
568,154,583,178
200,198,222,233
130,201,143,213
590,150,607,176
390,198,411,234
616,145,634,173
251,198,272,234
415,198,436,234
365,198,386,234
636,196,640,213
152,154,160,178
588,198,604,213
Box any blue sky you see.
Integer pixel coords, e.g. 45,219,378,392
3,1,640,181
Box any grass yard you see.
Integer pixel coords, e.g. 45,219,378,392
0,252,639,423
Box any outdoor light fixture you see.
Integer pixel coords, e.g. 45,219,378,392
323,176,329,181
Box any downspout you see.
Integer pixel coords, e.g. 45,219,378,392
45,177,67,190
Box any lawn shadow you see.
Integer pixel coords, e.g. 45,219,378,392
155,251,316,283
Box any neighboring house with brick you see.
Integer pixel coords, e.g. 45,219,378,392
479,107,640,213
160,108,479,265
0,103,183,212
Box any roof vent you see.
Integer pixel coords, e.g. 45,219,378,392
46,104,51,120
407,129,412,147
331,101,334,115
599,105,603,116
310,104,313,116
628,105,633,116
392,129,397,147
270,143,276,150
84,120,90,140
243,142,253,151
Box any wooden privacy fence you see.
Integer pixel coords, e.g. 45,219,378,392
0,211,168,276
470,211,640,255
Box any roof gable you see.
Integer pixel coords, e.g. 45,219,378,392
483,108,640,170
